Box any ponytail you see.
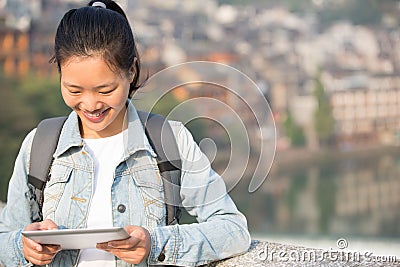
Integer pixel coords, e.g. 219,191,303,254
54,0,142,96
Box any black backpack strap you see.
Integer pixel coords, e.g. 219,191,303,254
137,111,182,225
28,116,68,222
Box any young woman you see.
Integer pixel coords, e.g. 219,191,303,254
0,1,250,266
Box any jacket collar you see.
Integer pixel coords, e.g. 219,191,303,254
54,101,156,159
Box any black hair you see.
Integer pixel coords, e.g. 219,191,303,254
53,0,141,96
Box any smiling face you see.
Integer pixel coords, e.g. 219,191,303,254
60,56,133,139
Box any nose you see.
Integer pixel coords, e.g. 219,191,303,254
78,92,102,112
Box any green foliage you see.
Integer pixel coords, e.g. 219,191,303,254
313,75,335,146
318,0,381,29
283,111,306,147
0,73,70,202
285,0,313,14
18,74,70,119
0,73,37,201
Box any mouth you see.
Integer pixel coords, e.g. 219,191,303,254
82,108,110,123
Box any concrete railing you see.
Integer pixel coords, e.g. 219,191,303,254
208,240,399,267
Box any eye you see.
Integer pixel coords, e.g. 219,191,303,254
68,90,81,95
99,90,112,95
99,88,116,95
63,84,82,95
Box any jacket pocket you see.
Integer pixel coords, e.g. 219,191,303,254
43,164,73,219
131,156,166,225
47,164,72,186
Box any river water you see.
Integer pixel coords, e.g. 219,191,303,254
228,148,400,257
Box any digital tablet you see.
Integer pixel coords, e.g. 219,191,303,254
22,227,130,250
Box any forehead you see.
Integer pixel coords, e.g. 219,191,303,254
61,55,107,69
61,55,124,76
60,56,126,85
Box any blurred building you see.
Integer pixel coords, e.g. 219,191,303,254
326,72,400,145
1,1,400,147
0,0,39,76
0,25,30,76
0,0,82,77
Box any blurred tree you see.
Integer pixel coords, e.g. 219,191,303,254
18,74,70,120
0,73,70,202
0,74,37,201
283,111,306,147
313,75,335,147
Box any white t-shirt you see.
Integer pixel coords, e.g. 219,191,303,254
78,131,125,267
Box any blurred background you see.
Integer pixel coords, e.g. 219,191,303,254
0,0,400,256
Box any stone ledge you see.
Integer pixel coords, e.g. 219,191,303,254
206,240,399,267
0,240,398,266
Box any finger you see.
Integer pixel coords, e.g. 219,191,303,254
24,246,59,265
42,244,62,254
24,238,61,252
25,244,60,258
30,250,58,259
23,236,61,257
96,236,140,250
95,241,108,250
96,241,136,250
108,236,140,249
24,222,42,231
23,233,61,252
26,253,56,266
26,257,53,266
40,219,58,230
22,235,43,252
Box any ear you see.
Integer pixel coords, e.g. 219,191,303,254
128,58,137,83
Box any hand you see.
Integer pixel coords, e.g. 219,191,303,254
22,219,61,265
96,226,151,264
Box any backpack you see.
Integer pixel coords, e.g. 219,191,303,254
27,111,182,225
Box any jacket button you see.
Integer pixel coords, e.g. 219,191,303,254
158,252,166,262
117,204,126,213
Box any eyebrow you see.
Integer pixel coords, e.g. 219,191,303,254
62,81,117,90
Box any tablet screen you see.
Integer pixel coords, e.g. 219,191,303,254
22,227,130,250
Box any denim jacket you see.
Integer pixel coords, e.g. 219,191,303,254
0,102,250,267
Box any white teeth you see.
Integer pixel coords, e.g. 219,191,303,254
86,112,102,118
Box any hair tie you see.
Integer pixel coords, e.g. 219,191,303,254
92,2,106,8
